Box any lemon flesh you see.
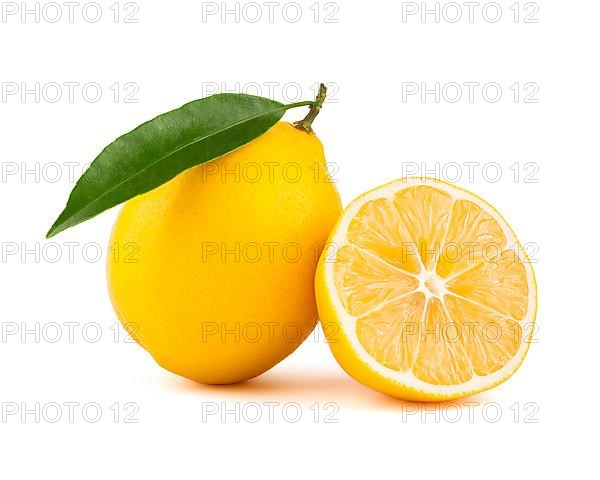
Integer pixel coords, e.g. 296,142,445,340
108,122,342,384
316,177,536,401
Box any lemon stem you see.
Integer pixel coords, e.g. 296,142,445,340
293,83,327,134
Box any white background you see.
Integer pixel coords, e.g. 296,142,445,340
0,0,598,478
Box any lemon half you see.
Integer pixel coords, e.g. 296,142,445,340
316,177,537,401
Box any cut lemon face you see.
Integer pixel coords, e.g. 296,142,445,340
316,177,537,401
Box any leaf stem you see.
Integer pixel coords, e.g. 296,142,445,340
285,100,316,110
293,83,327,134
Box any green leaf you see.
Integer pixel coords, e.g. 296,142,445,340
46,94,310,238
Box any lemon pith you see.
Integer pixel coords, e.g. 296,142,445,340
316,177,537,401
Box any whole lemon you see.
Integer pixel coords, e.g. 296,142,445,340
107,122,341,384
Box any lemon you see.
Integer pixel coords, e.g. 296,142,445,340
315,177,536,401
108,122,341,384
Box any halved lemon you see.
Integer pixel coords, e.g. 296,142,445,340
316,177,537,401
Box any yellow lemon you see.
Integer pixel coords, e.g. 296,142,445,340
316,177,536,401
108,122,341,384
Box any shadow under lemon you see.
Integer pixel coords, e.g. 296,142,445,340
163,364,491,411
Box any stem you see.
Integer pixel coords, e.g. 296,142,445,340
293,83,327,134
285,100,315,109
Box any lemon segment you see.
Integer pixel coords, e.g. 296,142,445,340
356,292,426,372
